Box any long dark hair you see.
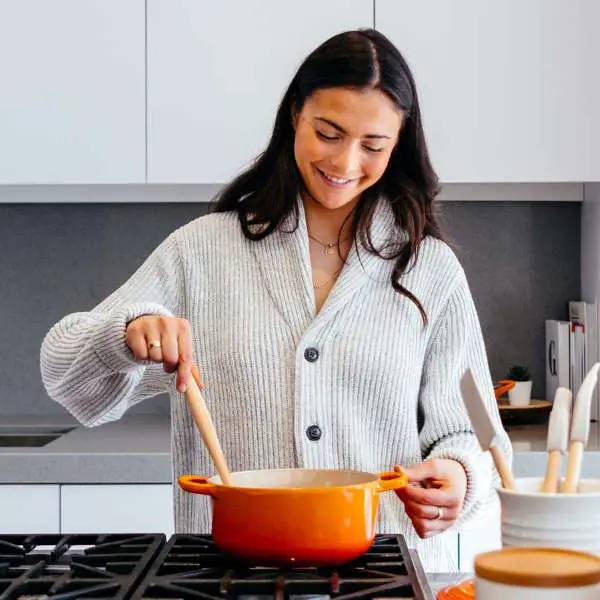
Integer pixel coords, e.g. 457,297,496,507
213,28,443,324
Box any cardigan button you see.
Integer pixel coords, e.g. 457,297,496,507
304,347,319,362
306,425,322,441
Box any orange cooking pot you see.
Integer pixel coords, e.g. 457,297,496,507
178,466,408,566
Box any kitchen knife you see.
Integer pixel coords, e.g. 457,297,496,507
460,368,516,490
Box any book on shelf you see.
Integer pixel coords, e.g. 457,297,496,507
545,301,599,422
568,300,599,421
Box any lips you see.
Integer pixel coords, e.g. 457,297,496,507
316,167,357,188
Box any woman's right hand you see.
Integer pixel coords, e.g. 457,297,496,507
125,315,203,393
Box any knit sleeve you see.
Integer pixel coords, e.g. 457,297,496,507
40,231,186,427
417,269,513,528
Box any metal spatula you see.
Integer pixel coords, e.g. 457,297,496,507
460,368,515,490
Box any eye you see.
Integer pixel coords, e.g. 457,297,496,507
363,145,384,153
316,131,338,141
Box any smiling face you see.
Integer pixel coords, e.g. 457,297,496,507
292,87,403,212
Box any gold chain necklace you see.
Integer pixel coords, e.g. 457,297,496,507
307,232,351,255
313,267,343,290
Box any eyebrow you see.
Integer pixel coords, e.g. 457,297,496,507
314,117,392,140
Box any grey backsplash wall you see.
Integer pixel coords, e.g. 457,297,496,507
0,191,580,416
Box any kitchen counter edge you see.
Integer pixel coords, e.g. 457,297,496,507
1,416,600,484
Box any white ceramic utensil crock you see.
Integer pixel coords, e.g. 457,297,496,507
496,477,600,554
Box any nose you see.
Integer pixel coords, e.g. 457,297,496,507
330,141,360,175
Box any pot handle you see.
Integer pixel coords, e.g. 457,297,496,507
178,475,218,497
376,468,408,493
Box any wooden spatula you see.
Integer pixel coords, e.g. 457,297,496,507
184,376,233,485
460,368,515,490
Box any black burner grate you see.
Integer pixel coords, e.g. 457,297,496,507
130,534,434,600
0,534,165,600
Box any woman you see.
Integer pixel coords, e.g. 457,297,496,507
40,28,511,571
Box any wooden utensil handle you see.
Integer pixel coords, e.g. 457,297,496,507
490,445,516,490
563,440,583,493
541,450,561,493
185,377,233,485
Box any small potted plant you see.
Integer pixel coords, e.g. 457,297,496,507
506,364,532,407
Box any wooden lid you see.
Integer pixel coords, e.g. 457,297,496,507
475,547,600,588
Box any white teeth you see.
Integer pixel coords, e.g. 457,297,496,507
320,170,351,185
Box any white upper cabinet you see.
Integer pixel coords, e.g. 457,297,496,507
1,1,597,188
147,0,373,184
0,0,145,184
376,0,600,183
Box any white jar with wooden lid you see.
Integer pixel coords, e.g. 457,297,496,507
474,547,600,599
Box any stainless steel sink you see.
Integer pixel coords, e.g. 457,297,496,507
0,426,74,435
0,426,75,447
0,434,63,447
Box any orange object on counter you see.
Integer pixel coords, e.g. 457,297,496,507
437,578,475,599
494,379,515,398
178,467,408,567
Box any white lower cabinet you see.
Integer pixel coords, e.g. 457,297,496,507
457,512,502,572
60,484,174,535
0,485,60,533
2,482,500,570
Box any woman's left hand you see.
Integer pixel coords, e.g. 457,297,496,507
394,459,467,539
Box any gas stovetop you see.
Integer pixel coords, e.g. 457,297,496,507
0,533,433,600
0,534,163,600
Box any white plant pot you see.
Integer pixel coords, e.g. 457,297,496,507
508,380,532,407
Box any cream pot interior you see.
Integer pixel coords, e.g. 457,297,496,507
207,468,379,488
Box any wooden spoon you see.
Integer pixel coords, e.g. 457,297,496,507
184,376,233,486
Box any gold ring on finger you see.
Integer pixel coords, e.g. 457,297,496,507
147,340,162,350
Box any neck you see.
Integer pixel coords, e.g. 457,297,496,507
301,190,358,242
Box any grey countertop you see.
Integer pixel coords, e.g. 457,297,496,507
1,414,600,484
0,414,171,483
509,421,600,479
